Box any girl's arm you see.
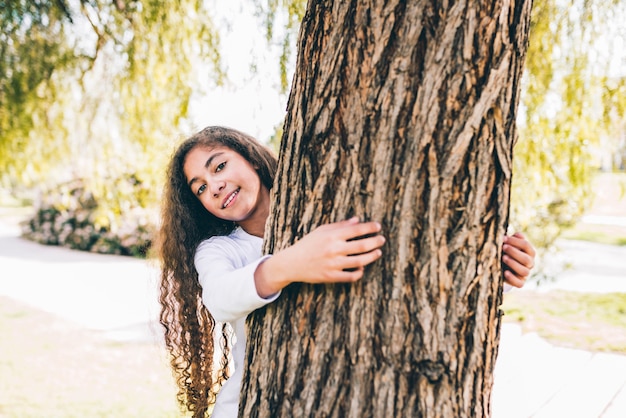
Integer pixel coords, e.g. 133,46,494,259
254,217,385,298
253,219,535,298
196,240,280,323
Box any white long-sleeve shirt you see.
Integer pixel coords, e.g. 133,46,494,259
194,227,279,418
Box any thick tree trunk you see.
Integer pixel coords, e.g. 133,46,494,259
241,1,532,417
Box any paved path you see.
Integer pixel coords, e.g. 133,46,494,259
1,218,626,417
0,220,162,343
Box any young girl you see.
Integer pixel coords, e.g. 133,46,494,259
158,126,535,418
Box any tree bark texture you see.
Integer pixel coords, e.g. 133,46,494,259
241,1,532,417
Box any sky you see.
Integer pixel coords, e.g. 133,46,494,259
188,0,292,143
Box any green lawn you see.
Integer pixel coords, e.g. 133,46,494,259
501,290,626,354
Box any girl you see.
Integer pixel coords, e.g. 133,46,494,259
158,126,535,418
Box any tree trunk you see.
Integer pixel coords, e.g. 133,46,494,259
241,1,532,417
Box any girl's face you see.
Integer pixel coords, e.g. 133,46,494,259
183,145,270,236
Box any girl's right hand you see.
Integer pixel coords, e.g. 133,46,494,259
254,217,386,298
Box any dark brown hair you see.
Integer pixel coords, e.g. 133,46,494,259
157,126,277,417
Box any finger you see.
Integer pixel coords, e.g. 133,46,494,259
502,254,532,278
503,269,526,288
334,216,361,227
310,266,366,283
503,243,534,270
331,267,366,283
504,233,536,258
343,235,386,255
339,221,382,240
341,249,383,270
315,216,360,232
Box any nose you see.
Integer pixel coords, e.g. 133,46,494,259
209,179,225,197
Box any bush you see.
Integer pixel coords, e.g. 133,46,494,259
21,177,157,258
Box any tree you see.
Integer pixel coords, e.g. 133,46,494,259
255,0,626,260
0,0,77,186
241,1,533,417
0,1,223,241
0,1,221,194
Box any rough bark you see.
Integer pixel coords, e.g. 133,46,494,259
241,1,532,417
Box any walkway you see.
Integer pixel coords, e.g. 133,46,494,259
1,218,625,417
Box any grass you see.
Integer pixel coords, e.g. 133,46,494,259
501,290,626,354
0,297,184,418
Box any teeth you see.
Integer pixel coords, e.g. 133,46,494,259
223,190,238,208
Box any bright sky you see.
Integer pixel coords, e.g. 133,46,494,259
188,0,292,143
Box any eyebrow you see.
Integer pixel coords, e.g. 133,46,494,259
187,151,225,188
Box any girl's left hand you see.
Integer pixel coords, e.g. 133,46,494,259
502,232,536,288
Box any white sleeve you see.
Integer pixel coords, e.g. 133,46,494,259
194,242,279,323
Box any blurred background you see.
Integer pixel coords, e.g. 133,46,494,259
1,0,625,417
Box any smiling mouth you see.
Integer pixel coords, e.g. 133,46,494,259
222,189,239,209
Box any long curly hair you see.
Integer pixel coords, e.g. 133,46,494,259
157,126,277,417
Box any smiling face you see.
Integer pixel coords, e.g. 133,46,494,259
183,145,270,237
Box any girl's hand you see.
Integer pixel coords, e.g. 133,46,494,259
254,217,385,298
502,232,536,288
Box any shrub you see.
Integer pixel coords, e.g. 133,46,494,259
21,177,157,258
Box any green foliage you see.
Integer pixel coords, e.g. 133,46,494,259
117,0,223,160
509,0,626,253
0,1,223,199
0,0,79,186
0,1,228,256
